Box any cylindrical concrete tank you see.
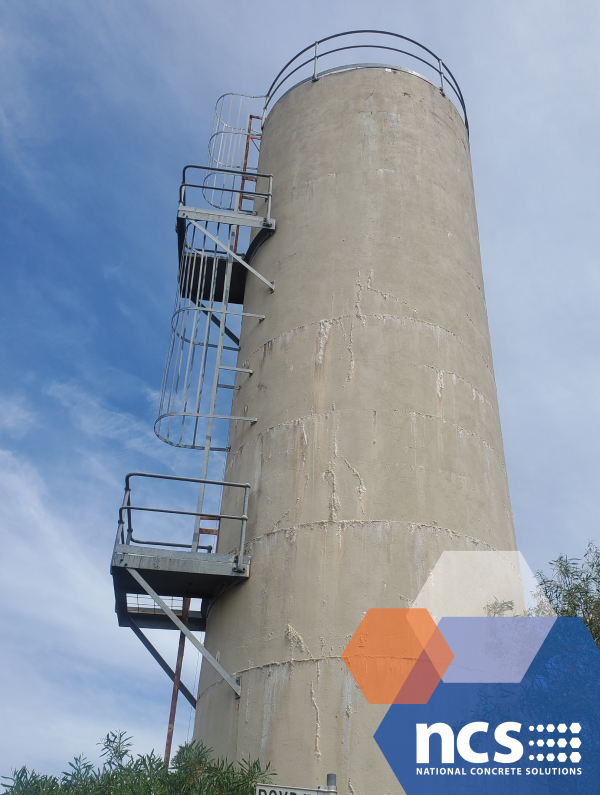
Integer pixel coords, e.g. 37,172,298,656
194,64,516,793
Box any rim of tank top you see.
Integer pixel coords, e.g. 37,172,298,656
262,31,469,136
265,63,468,135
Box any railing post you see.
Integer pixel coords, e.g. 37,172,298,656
124,486,133,544
261,97,268,128
312,40,319,82
267,175,273,223
234,484,250,573
438,58,445,96
116,511,125,546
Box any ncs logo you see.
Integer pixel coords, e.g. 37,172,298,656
415,721,582,765
342,612,600,793
416,721,524,764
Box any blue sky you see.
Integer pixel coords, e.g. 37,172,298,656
1,0,599,778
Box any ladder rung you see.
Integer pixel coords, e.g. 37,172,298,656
220,365,253,374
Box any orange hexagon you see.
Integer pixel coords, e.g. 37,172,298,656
342,608,453,704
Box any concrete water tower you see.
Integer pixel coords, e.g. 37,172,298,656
193,31,517,791
111,31,517,792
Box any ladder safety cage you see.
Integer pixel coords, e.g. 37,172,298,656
111,94,275,743
208,93,264,174
155,163,275,453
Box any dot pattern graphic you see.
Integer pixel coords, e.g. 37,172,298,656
527,721,582,764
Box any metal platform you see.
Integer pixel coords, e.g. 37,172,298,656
112,545,250,629
111,472,251,634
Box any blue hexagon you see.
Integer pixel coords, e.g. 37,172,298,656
374,618,600,794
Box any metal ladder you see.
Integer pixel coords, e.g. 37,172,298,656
110,94,275,761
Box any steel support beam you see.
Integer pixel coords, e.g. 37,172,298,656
165,597,190,764
127,568,241,697
127,616,197,708
187,219,274,292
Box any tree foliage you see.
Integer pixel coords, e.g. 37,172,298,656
2,732,274,795
536,541,600,647
484,597,515,617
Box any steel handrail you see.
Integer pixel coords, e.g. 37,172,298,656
115,473,251,572
266,45,438,104
182,164,273,181
180,165,274,222
129,537,213,551
124,472,250,489
263,30,468,134
180,182,271,205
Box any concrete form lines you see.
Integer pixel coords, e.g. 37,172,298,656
242,311,496,384
238,519,501,556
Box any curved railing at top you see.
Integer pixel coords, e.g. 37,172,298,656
263,30,468,135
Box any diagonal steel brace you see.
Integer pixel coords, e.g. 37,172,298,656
127,568,241,697
127,616,197,708
187,219,274,292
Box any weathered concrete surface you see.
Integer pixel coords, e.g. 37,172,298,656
194,67,517,794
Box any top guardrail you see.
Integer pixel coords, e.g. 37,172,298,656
263,30,468,136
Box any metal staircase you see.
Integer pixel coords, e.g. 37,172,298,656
109,94,274,759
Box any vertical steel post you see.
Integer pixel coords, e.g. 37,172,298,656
312,41,319,82
164,596,191,766
188,248,216,449
191,234,235,552
438,58,445,95
124,486,133,544
234,484,250,572
266,175,273,225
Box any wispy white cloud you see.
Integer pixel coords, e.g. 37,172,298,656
45,381,164,461
144,386,162,411
0,394,38,437
0,446,200,776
